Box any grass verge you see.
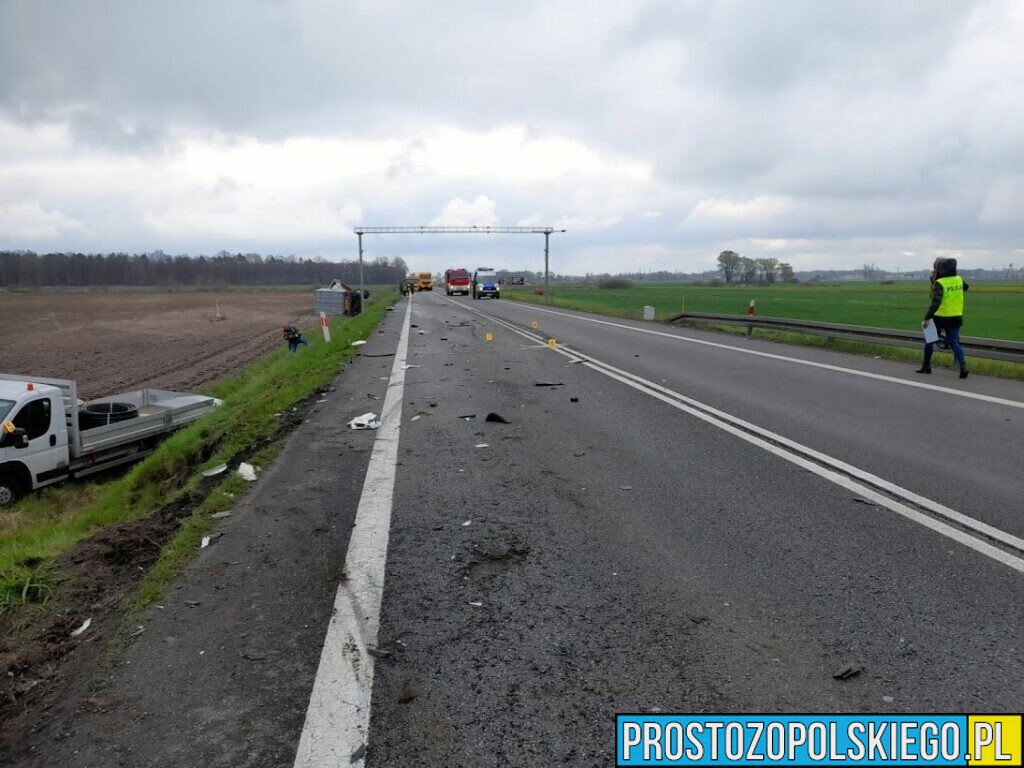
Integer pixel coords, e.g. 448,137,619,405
506,291,1024,381
503,282,1024,341
701,324,1024,380
0,291,399,615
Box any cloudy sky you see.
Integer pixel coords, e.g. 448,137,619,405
1,0,1021,275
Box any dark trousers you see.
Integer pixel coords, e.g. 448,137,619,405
288,337,308,353
924,325,965,367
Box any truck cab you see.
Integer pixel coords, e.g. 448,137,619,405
417,272,434,291
0,380,71,505
444,268,471,296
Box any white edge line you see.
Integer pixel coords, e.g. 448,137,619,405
445,295,1024,574
293,295,412,768
498,300,1024,411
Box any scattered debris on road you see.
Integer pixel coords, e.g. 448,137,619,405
570,397,579,403
211,511,232,519
619,485,633,491
485,412,511,423
348,412,381,430
468,601,483,607
201,463,228,478
832,664,862,680
534,382,564,387
462,520,472,526
458,414,477,421
351,340,367,347
237,463,258,482
475,443,489,449
70,618,92,638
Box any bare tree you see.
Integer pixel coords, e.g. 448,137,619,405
739,257,758,284
755,257,780,284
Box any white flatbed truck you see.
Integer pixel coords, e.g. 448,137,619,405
0,374,222,507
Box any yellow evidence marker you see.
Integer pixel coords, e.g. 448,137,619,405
485,332,494,342
531,321,539,330
548,338,558,349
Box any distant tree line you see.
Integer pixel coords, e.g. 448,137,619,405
717,251,796,284
0,250,408,288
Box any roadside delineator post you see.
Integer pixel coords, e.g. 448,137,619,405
319,311,331,343
747,299,755,337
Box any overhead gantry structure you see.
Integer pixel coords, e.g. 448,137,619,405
352,226,567,296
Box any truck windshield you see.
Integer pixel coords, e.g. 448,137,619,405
0,399,13,422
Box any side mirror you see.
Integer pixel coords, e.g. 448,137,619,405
0,427,28,449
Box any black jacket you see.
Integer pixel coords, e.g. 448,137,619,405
924,258,969,328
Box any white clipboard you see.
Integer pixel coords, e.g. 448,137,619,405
923,319,939,344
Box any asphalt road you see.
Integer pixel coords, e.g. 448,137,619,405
22,291,1024,767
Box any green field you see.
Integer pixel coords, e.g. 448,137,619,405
505,282,1024,341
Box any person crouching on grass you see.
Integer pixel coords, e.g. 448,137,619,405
283,323,308,353
917,257,969,379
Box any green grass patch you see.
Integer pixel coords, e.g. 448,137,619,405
507,283,1024,381
133,443,280,609
0,292,399,614
506,282,1024,341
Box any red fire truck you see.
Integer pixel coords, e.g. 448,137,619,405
444,268,471,296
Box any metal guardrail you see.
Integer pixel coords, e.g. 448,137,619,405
666,312,1024,363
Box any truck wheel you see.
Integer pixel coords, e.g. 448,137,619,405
0,476,21,508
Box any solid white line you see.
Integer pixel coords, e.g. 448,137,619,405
498,300,1024,411
444,295,1024,574
293,296,412,768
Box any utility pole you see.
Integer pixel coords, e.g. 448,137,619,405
357,231,364,296
544,230,550,303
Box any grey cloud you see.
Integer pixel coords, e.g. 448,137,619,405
0,0,1021,269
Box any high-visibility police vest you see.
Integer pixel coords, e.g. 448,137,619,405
935,276,964,317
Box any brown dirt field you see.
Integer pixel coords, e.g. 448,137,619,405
0,291,316,398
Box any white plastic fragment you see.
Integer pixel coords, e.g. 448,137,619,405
468,602,483,607
351,340,367,347
462,520,472,526
70,618,92,638
202,463,228,478
201,535,211,549
237,462,258,482
411,415,421,422
402,364,420,370
348,412,381,430
475,443,489,449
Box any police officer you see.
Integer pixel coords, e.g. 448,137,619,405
917,257,969,379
